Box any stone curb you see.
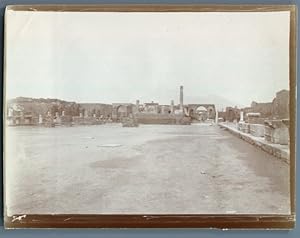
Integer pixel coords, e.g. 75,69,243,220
219,123,289,164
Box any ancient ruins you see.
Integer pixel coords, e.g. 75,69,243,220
6,86,216,127
6,86,290,152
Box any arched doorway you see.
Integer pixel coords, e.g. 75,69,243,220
196,106,208,121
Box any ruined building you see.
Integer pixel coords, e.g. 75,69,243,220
6,86,217,126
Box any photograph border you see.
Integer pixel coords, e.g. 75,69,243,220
3,4,297,229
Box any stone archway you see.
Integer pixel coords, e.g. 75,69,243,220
207,106,215,119
112,104,135,122
117,105,129,119
196,106,208,121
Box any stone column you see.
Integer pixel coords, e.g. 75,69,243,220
136,100,140,114
240,110,244,122
39,114,43,124
8,108,13,117
215,110,218,124
62,111,65,116
79,112,83,118
171,100,174,114
55,112,59,117
180,86,183,111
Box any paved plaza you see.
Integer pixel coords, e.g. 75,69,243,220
5,123,290,215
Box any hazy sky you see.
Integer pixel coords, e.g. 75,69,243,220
6,10,290,108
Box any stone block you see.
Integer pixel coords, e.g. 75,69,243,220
238,122,250,133
249,124,265,137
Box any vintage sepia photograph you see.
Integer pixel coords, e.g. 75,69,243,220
3,5,295,228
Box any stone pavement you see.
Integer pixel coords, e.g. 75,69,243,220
6,124,290,215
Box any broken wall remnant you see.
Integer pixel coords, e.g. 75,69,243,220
224,106,240,122
272,90,289,119
264,120,289,145
243,90,289,120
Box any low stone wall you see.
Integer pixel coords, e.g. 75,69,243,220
72,117,105,125
219,123,289,163
238,119,289,145
136,113,191,125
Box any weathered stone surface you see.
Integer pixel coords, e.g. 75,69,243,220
136,114,191,125
264,120,289,145
6,125,290,215
176,116,191,125
238,122,250,133
219,123,289,163
122,117,139,127
249,124,265,137
73,116,105,125
246,112,264,124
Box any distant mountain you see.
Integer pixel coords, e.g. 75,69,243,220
8,97,72,104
